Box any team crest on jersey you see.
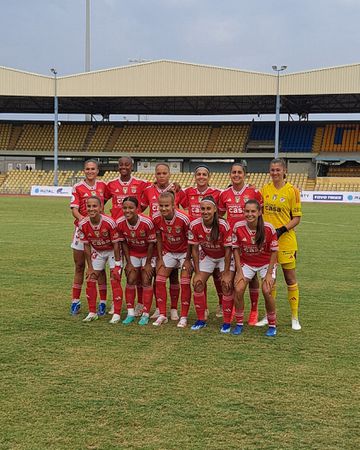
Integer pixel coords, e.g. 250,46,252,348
91,191,97,196
102,230,109,237
140,230,146,237
206,235,211,241
199,196,203,202
251,237,255,244
175,226,182,234
243,196,249,203
131,187,137,193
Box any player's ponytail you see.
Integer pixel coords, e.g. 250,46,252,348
245,199,264,250
202,195,219,242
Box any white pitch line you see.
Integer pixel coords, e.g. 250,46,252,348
302,220,348,227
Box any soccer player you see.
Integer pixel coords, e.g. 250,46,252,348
105,156,151,314
152,192,192,327
189,196,233,331
232,200,278,337
69,159,108,316
177,165,223,317
140,163,181,320
257,158,302,331
78,196,122,323
117,197,156,326
218,162,263,325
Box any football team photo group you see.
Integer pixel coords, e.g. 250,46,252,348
70,156,302,337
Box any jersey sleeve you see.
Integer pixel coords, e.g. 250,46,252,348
232,225,240,248
78,223,88,243
223,223,233,247
269,226,279,252
109,219,121,243
104,182,112,202
177,189,188,209
187,223,199,245
140,188,149,209
255,189,263,208
218,192,226,214
147,221,157,243
70,186,80,209
290,186,302,217
152,214,161,233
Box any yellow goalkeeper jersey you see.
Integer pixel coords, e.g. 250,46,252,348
261,181,302,251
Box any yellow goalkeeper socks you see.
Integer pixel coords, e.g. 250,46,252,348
287,283,299,319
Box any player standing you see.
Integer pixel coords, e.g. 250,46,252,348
177,166,223,317
218,162,263,325
153,192,192,327
117,197,157,326
69,160,108,316
105,156,151,314
257,158,302,331
189,196,233,331
78,197,122,323
232,200,278,337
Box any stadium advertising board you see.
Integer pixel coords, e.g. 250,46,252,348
301,191,360,203
31,186,72,197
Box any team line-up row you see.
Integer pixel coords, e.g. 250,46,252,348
69,157,302,336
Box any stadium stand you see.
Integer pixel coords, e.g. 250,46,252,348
0,170,310,194
320,124,360,152
327,166,360,177
315,176,360,191
249,122,317,152
0,123,12,149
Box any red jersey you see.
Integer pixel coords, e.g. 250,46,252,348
177,186,221,221
116,214,156,258
141,183,179,218
188,218,232,259
70,180,107,226
153,209,190,254
232,220,278,267
105,176,151,220
218,185,263,229
78,214,120,251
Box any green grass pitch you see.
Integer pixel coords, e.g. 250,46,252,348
0,197,358,449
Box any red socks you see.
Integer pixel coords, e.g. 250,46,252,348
249,288,259,312
180,277,191,317
125,284,136,310
155,275,167,316
142,286,154,313
234,309,244,326
170,283,180,309
111,279,123,315
193,291,206,321
222,294,234,324
86,280,97,313
98,283,107,302
72,283,82,301
267,311,276,327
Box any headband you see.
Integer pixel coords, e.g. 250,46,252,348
195,165,210,175
201,197,217,206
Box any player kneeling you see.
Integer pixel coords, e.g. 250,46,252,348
190,196,233,331
78,197,123,323
117,197,156,326
232,200,278,337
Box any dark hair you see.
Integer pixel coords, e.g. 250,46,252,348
201,195,219,242
123,196,138,207
245,199,264,250
155,163,170,172
86,195,102,206
270,158,287,179
194,165,210,175
84,159,99,169
230,161,247,175
119,156,134,165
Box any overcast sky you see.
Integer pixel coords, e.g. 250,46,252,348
1,0,360,120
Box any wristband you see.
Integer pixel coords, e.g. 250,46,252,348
276,226,288,238
115,261,121,267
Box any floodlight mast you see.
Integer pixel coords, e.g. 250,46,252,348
272,65,287,158
50,68,59,187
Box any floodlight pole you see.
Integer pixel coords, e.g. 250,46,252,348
85,0,91,122
50,68,59,186
272,65,287,158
